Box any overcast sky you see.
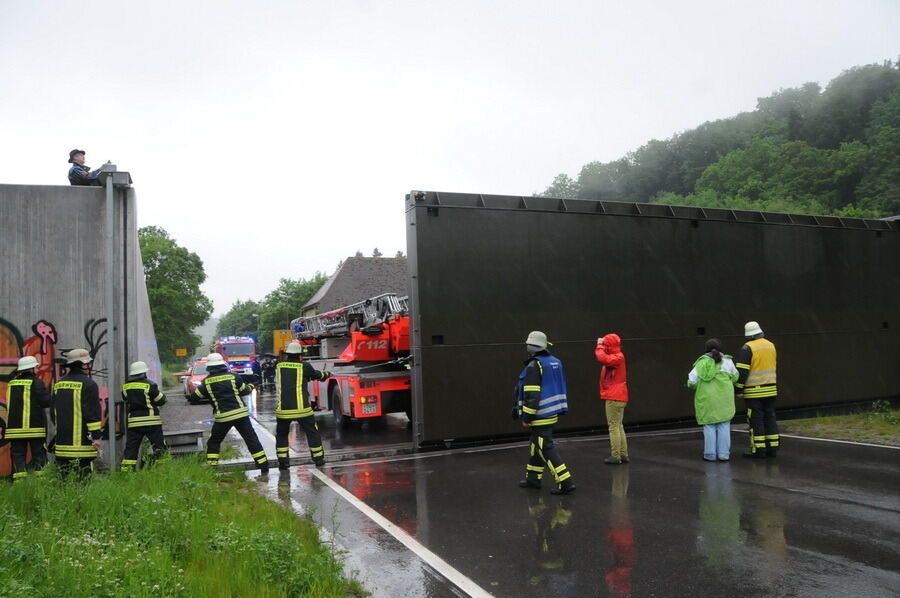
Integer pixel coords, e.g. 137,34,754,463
2,1,899,315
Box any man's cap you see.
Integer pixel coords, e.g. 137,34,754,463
65,348,93,364
744,321,763,337
68,149,86,163
525,330,550,350
17,356,40,371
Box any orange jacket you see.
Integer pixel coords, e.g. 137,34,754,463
595,333,629,402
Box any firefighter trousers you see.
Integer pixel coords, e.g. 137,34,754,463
55,457,94,480
525,425,573,488
121,425,167,471
746,397,779,456
275,415,324,467
206,416,269,470
10,438,48,481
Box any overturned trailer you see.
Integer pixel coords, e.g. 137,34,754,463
405,191,900,448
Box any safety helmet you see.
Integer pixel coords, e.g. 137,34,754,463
68,148,85,163
525,330,548,350
285,342,304,354
205,353,226,366
66,348,93,364
744,321,764,337
16,356,39,371
128,361,149,376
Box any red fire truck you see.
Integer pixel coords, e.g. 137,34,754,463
289,293,411,427
212,335,258,382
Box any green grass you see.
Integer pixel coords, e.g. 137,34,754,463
780,401,900,446
160,363,186,387
0,457,365,597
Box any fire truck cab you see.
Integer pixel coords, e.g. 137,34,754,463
212,336,258,383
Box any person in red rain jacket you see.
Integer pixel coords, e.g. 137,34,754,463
595,333,629,464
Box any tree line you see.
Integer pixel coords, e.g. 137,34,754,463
540,60,900,218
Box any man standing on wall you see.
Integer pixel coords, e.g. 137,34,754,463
67,149,101,186
735,321,779,458
515,331,575,495
193,353,270,473
120,361,167,471
52,348,104,478
274,342,331,470
5,356,51,481
596,333,629,465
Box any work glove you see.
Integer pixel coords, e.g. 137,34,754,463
510,406,520,421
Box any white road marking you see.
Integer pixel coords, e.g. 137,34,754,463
775,432,900,450
308,466,493,598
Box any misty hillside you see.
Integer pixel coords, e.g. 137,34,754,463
540,60,900,218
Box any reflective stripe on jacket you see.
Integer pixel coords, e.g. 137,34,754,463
275,360,329,419
4,375,50,439
736,338,777,399
517,353,569,426
193,369,251,422
52,373,103,458
121,378,166,428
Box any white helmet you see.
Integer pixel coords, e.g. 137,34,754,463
205,352,226,366
744,321,763,337
525,330,548,350
17,356,39,371
128,361,149,376
285,342,303,354
66,348,93,364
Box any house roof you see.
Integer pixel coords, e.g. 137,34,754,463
303,256,409,313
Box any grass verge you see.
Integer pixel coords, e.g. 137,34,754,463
779,400,900,446
0,457,365,597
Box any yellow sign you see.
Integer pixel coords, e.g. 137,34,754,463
272,330,293,354
175,348,188,356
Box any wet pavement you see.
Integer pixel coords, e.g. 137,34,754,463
253,430,900,598
162,390,900,597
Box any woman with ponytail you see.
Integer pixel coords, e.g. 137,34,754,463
686,338,738,461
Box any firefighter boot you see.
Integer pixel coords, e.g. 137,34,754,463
313,457,326,468
550,478,576,495
519,465,542,489
278,459,291,471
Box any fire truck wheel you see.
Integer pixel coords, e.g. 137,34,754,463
330,386,351,429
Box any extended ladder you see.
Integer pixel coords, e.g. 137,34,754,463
291,293,408,340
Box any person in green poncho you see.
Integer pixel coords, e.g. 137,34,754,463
687,338,738,461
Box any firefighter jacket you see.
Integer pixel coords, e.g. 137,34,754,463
275,358,330,419
52,371,103,458
192,365,252,422
4,372,51,439
517,351,569,426
595,333,629,402
121,376,166,428
736,338,777,399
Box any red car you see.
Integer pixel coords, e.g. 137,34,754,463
183,360,210,403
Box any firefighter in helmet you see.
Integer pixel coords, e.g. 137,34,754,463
735,321,779,458
120,361,167,471
51,348,103,478
514,331,576,495
5,356,51,481
192,353,270,472
275,342,331,469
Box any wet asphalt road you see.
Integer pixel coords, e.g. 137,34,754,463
164,390,900,597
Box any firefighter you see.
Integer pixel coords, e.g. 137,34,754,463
120,361,167,472
192,353,270,472
735,321,779,458
5,356,51,481
514,331,576,495
51,348,103,479
274,342,331,470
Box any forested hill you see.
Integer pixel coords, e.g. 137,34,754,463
540,60,900,218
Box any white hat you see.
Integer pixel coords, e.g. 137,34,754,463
205,352,226,366
128,361,149,376
744,321,763,337
17,356,39,371
285,342,303,354
525,330,548,350
66,348,93,364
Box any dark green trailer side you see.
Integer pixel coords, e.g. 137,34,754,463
405,191,900,448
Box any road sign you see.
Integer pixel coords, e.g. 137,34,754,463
175,348,188,356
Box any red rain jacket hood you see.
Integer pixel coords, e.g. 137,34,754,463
595,333,628,402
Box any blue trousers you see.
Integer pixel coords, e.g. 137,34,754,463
703,421,731,460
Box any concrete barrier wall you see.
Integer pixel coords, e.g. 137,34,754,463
0,182,160,471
